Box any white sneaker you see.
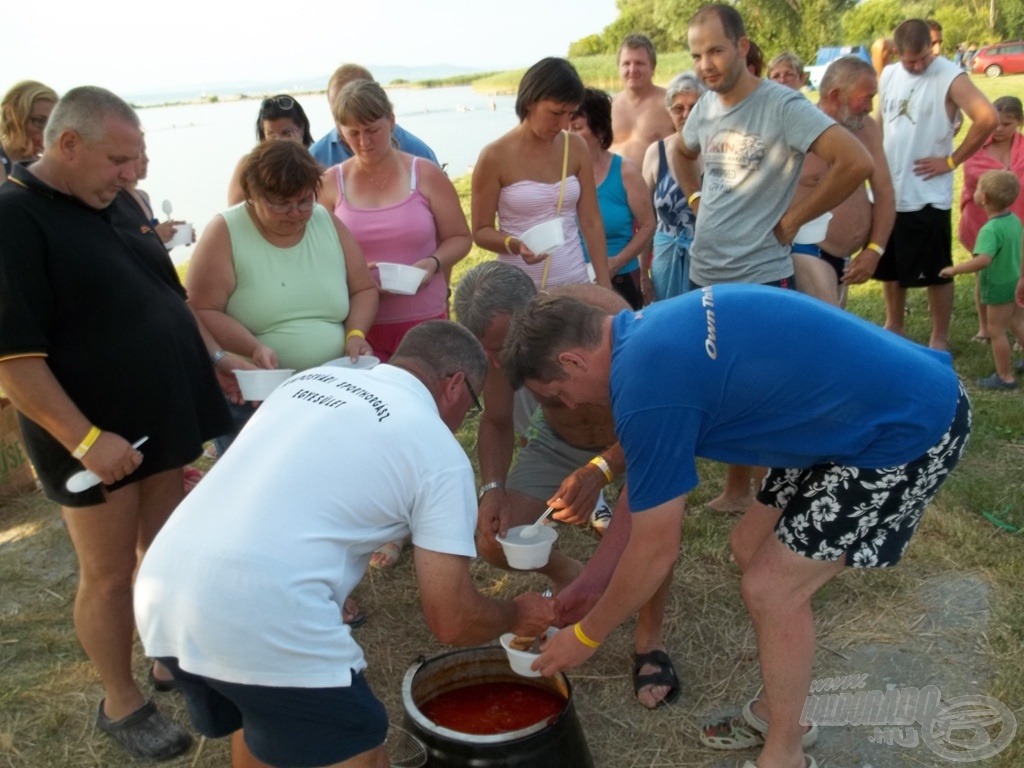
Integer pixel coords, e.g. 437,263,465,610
591,492,612,533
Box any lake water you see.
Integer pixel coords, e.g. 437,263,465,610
139,85,518,262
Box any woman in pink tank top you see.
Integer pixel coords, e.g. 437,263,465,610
320,80,471,362
470,58,612,290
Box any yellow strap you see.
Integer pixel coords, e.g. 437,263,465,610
540,131,571,290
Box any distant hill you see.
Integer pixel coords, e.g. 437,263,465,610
125,64,484,106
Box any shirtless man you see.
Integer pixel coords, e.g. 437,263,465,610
789,56,896,306
454,262,680,710
610,34,676,169
871,37,898,77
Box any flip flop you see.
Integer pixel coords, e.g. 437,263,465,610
700,712,763,749
370,540,403,570
148,663,178,693
632,649,681,708
343,597,367,629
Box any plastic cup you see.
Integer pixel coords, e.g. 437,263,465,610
519,219,565,255
793,212,833,245
499,628,557,677
496,524,557,569
164,222,194,249
378,263,427,295
233,369,296,401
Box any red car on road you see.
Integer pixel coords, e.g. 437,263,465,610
972,41,1024,77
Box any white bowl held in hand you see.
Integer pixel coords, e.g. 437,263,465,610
519,219,565,256
378,263,427,295
499,628,558,677
323,355,380,370
234,369,296,401
496,524,558,569
793,212,833,245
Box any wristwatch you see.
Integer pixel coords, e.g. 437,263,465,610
478,481,504,501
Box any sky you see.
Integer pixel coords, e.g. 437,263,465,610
2,0,620,98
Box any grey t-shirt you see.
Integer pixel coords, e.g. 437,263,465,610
683,80,835,285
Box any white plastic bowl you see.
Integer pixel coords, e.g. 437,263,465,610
378,263,427,295
496,524,557,569
793,212,833,245
499,628,557,677
234,369,295,401
519,219,565,255
323,355,380,370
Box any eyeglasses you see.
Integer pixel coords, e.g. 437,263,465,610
266,126,304,141
463,377,483,415
261,95,296,112
263,196,316,214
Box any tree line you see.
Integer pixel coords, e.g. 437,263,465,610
570,0,1023,66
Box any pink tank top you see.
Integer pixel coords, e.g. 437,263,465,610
497,176,590,287
334,158,446,324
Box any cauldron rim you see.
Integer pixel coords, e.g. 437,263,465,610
402,645,573,744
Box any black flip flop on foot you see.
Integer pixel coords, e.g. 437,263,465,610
632,649,681,708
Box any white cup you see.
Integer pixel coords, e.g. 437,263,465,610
793,212,832,245
234,369,295,401
519,219,565,255
496,524,558,569
378,263,427,295
164,222,194,249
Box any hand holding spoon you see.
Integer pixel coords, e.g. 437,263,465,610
519,504,555,539
65,436,149,493
161,200,173,220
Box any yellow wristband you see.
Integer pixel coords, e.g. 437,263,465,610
71,425,102,460
346,329,365,342
946,155,956,171
865,242,885,257
573,622,601,649
589,455,614,484
687,190,702,207
503,235,516,256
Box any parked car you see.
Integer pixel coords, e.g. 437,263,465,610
805,45,872,90
972,41,1024,77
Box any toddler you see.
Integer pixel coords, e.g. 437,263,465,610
941,169,1024,389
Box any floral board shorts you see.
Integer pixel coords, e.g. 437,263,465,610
756,381,971,568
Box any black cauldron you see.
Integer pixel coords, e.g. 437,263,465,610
402,646,594,767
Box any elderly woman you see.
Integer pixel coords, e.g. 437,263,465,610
640,72,705,301
570,88,654,309
0,80,57,183
227,94,314,205
768,52,808,89
472,57,611,290
189,140,376,373
319,79,470,362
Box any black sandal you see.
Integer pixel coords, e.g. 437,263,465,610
149,663,178,693
632,649,682,708
96,699,193,760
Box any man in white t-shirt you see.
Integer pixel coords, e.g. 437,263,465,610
135,321,557,768
875,18,997,349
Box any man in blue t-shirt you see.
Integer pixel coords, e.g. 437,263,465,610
309,63,439,168
502,285,970,768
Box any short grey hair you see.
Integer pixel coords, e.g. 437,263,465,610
391,320,488,392
767,52,805,76
664,71,705,110
44,86,139,147
453,262,537,339
819,56,875,94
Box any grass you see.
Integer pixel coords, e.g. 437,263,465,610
2,75,1024,767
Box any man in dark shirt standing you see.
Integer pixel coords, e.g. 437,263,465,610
0,86,238,761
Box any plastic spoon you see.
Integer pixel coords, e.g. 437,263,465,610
161,199,173,220
65,436,149,493
519,505,555,539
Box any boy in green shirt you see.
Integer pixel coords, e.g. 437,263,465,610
941,169,1024,389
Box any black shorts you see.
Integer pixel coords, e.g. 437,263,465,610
157,657,387,768
756,380,970,568
690,275,795,291
873,206,953,287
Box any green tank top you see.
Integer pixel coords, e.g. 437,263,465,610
223,203,350,370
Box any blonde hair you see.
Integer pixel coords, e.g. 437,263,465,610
978,170,1020,211
1,80,58,157
332,79,393,127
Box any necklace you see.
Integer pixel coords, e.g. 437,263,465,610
363,152,396,191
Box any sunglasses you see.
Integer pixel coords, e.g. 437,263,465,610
261,95,296,112
463,377,483,415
